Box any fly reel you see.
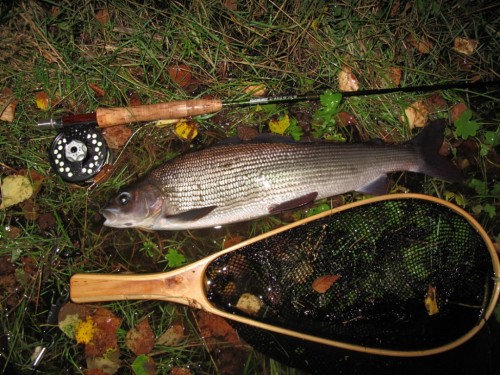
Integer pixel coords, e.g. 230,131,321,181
49,125,112,183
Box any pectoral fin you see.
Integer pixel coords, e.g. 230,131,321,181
269,192,318,213
356,176,389,195
166,206,217,222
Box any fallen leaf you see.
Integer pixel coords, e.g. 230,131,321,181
389,0,400,17
402,100,429,128
58,302,91,339
243,83,266,97
269,114,290,135
126,319,155,356
21,198,39,221
102,125,133,149
0,88,17,122
407,36,433,54
223,0,237,11
34,91,50,111
156,323,184,346
168,65,194,88
338,67,359,92
335,111,356,127
453,37,479,55
223,235,245,249
76,316,97,345
128,91,143,106
236,126,258,141
95,9,110,25
171,368,193,375
175,120,198,141
235,293,263,316
131,354,156,375
0,174,33,209
424,92,447,112
450,102,468,123
312,274,340,293
89,83,106,98
86,349,120,375
424,284,439,315
85,307,122,358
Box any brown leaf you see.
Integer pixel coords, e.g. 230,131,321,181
312,274,340,293
21,199,38,221
156,323,185,346
0,88,17,122
388,67,402,87
402,100,429,128
223,0,237,11
424,92,447,112
95,9,110,25
407,36,433,54
223,235,245,249
453,37,479,56
89,83,105,98
171,368,193,375
389,0,400,17
168,65,194,88
335,112,356,127
450,102,468,123
338,67,359,92
236,126,258,141
38,212,57,231
102,125,133,149
85,307,122,357
243,83,266,97
128,91,143,106
424,284,439,316
126,319,155,356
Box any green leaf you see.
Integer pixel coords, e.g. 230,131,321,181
491,183,500,198
165,248,186,268
468,178,488,196
319,90,342,110
454,109,480,140
484,129,500,146
132,354,153,375
483,204,496,218
306,203,331,217
285,116,303,141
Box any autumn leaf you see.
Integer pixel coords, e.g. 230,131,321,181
338,67,359,92
243,83,267,97
424,284,439,315
175,120,198,141
156,323,184,346
407,35,433,54
0,174,33,209
102,125,133,149
95,8,110,25
0,88,17,122
235,293,263,316
126,319,155,356
269,113,290,135
450,102,468,123
34,91,50,111
168,65,194,88
402,100,429,128
89,83,106,98
312,274,340,293
452,37,479,55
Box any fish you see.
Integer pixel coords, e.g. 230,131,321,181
101,120,463,230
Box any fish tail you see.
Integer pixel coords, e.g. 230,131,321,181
411,120,464,182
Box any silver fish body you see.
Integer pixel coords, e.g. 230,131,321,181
102,120,462,230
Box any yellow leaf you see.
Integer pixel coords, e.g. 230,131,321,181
175,120,198,141
0,175,33,209
338,67,360,92
34,91,50,111
453,37,479,55
269,114,290,135
243,83,267,97
402,100,429,129
424,284,439,316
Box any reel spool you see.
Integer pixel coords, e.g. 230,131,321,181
49,125,112,183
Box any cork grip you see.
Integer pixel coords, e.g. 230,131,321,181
95,99,223,127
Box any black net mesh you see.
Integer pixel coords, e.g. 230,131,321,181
205,198,495,354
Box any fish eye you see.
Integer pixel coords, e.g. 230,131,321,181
118,192,132,206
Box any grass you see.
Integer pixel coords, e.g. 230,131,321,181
1,0,499,374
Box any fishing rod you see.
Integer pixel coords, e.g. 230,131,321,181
37,79,500,130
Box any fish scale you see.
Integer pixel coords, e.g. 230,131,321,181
101,121,463,230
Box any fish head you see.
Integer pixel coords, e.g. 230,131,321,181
101,182,166,229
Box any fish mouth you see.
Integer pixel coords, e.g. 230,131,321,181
100,207,134,228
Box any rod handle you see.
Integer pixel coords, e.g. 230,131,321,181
95,99,223,127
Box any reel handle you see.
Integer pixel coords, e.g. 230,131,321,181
95,98,223,127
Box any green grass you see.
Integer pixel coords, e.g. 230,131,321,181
1,0,499,374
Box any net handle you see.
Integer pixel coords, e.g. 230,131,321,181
69,193,500,357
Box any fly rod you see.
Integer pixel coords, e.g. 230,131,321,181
37,79,500,129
